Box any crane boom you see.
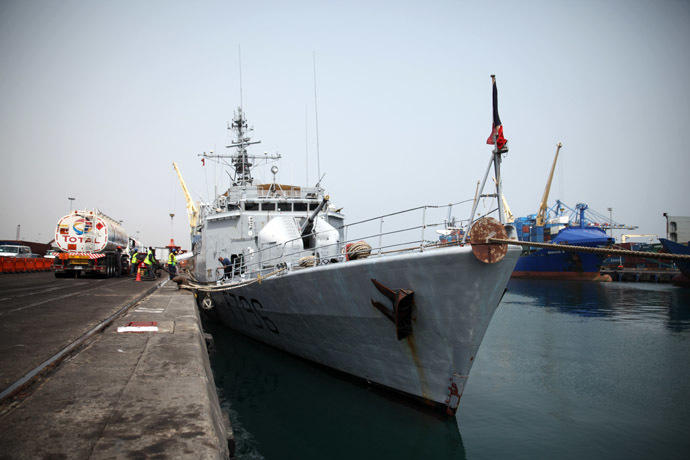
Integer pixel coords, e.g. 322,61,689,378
536,142,562,227
492,177,515,223
172,162,199,232
502,195,515,223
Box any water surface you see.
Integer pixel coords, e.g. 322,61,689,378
205,280,690,459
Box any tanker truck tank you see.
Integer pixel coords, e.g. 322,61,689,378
53,209,131,278
55,210,128,253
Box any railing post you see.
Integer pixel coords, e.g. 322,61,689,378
421,207,427,252
378,217,384,256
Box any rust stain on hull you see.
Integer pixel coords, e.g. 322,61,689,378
405,335,432,405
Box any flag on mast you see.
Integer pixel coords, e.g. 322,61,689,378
486,75,508,152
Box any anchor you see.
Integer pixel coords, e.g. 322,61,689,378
370,279,414,340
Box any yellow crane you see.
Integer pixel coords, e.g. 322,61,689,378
502,195,515,223
172,162,199,233
492,177,515,223
536,142,562,227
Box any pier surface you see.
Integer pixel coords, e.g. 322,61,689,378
0,272,231,459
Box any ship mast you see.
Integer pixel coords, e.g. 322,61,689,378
228,107,258,185
462,75,509,244
199,107,281,187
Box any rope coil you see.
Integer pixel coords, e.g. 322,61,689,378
346,241,372,260
299,256,315,267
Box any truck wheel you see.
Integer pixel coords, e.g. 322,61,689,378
105,255,113,278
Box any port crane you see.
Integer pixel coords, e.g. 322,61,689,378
536,143,562,227
172,162,199,235
532,143,637,231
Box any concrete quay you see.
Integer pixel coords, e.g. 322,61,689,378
0,277,232,459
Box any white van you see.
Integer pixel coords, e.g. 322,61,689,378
0,245,33,258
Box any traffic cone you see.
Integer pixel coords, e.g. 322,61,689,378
135,263,141,281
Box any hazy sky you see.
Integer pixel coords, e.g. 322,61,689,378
1,0,689,249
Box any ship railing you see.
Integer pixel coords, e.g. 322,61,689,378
221,199,501,282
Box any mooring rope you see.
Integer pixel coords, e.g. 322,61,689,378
180,264,288,293
488,238,690,261
180,238,688,295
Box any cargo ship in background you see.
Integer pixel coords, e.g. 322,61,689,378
512,202,617,280
509,143,636,280
659,238,690,287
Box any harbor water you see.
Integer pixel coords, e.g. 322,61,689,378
204,280,690,459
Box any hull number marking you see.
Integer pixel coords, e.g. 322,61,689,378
222,292,279,334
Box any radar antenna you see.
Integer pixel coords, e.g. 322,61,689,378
198,107,281,186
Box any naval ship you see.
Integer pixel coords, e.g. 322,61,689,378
188,86,520,415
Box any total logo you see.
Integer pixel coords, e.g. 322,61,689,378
72,218,93,235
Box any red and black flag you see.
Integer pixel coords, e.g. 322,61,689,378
486,75,508,152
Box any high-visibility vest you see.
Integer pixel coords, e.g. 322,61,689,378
144,250,153,266
131,252,138,264
168,253,176,266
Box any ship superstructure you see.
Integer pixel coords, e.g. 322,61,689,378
192,107,344,282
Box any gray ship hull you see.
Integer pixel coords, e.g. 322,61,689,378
200,244,520,414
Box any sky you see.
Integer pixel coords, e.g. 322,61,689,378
1,0,689,250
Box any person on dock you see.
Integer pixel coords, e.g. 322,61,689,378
130,249,139,276
144,247,157,280
168,250,177,280
115,246,123,277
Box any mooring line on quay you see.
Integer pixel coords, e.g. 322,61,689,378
0,279,167,406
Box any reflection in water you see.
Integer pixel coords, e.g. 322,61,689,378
204,318,466,460
458,280,690,460
507,279,690,331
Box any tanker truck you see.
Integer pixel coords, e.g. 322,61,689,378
52,209,131,278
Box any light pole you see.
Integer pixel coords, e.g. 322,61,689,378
607,207,613,238
169,213,175,242
68,197,75,212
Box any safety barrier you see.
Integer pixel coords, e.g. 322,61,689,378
0,257,54,274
